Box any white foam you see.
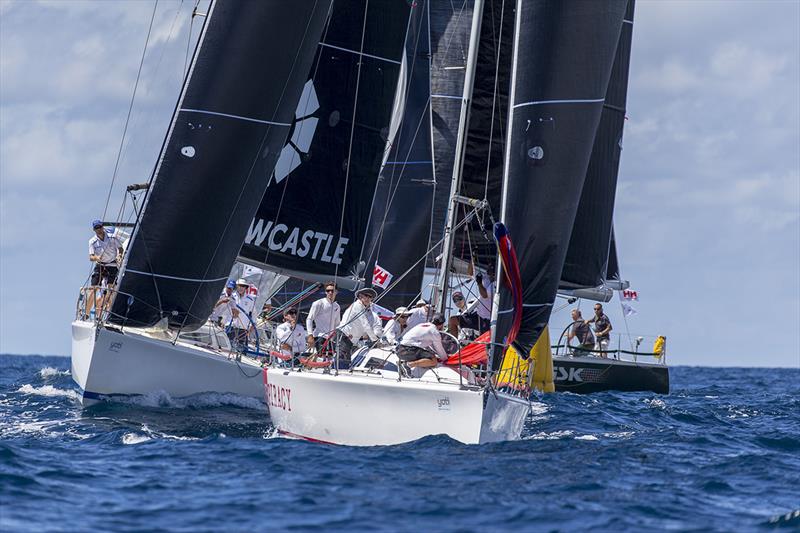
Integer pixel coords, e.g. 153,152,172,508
524,429,575,440
602,431,635,439
644,398,666,409
122,433,151,445
112,390,266,411
576,434,599,441
38,367,70,378
17,384,80,401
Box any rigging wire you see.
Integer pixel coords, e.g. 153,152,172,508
101,0,159,221
184,0,202,77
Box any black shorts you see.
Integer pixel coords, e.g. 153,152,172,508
396,345,436,363
91,264,118,286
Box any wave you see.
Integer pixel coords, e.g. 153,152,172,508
16,384,80,401
110,390,266,411
38,367,70,379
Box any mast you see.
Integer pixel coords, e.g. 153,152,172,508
434,0,485,314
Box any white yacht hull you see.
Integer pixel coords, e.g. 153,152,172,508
265,367,530,446
70,321,265,406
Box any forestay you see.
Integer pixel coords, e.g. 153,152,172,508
110,0,332,329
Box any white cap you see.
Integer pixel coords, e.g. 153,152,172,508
235,278,249,286
415,299,428,307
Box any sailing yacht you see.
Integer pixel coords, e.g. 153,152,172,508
71,0,334,405
259,0,631,445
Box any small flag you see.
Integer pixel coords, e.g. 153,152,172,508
621,302,638,317
242,265,262,278
621,289,639,301
372,264,393,289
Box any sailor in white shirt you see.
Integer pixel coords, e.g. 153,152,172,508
405,299,429,329
229,278,255,350
87,219,124,319
383,306,412,344
210,279,236,325
452,291,480,341
396,314,450,372
336,287,382,367
275,307,307,358
305,282,341,351
472,265,494,333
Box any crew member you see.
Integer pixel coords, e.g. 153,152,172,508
405,299,429,329
275,307,307,359
383,306,411,344
230,278,255,351
210,279,236,326
586,303,613,357
305,282,341,352
452,290,479,341
567,308,595,355
470,263,494,333
336,287,382,368
87,219,124,319
396,314,450,374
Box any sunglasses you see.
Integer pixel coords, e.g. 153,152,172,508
453,297,464,302
286,311,297,315
325,289,335,293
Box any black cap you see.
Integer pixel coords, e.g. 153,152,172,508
431,313,445,325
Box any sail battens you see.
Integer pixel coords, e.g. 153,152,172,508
317,41,402,65
431,94,463,99
513,97,605,109
124,270,230,283
561,0,636,290
492,0,629,362
623,19,634,24
239,0,413,287
110,0,333,329
383,161,434,165
179,108,291,126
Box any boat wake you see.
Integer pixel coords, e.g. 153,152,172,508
16,384,81,401
104,390,266,411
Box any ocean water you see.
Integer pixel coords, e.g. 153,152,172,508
1,354,798,532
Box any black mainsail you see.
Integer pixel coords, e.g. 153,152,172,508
560,0,636,290
110,0,332,330
238,0,412,289
493,0,628,360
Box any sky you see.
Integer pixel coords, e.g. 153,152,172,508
0,0,798,368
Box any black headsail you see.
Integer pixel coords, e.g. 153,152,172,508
427,0,476,263
110,0,332,329
492,0,628,361
560,0,636,290
238,0,412,289
362,1,434,310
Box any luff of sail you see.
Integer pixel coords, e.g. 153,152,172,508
238,0,412,289
362,1,434,311
560,0,636,290
110,0,333,330
493,0,628,361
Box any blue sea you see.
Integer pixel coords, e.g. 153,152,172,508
1,354,798,532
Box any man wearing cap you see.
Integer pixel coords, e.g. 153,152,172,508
469,263,494,333
336,287,382,367
87,219,124,319
229,279,255,350
210,279,236,326
405,299,429,329
275,307,307,359
383,306,412,344
396,314,450,373
452,291,480,341
305,282,341,352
